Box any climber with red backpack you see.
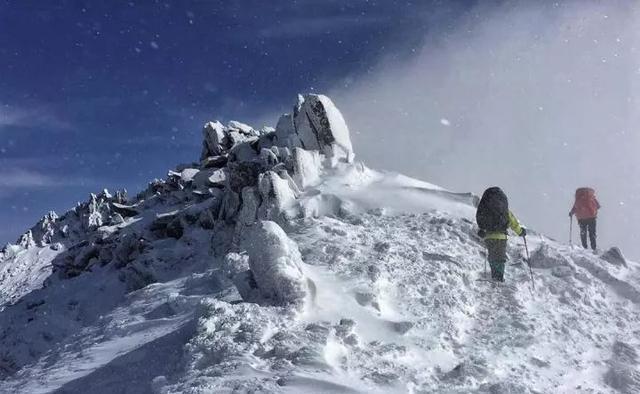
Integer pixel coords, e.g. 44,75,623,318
569,187,600,251
476,187,526,282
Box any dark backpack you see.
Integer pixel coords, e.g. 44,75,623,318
476,187,509,232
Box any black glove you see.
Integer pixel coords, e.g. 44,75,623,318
568,211,573,217
477,229,486,238
520,228,527,237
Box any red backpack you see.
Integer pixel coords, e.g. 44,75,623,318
572,187,600,219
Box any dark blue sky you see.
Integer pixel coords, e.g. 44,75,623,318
0,0,474,244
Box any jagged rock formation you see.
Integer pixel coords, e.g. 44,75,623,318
1,93,350,304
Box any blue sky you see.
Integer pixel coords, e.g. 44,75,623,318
4,0,639,261
0,0,472,244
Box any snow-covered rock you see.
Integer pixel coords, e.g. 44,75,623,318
291,147,321,189
240,221,309,306
29,211,59,246
274,113,296,147
228,120,258,136
200,121,226,159
193,167,227,189
17,230,35,249
529,243,572,269
257,171,299,221
237,186,260,225
602,246,628,267
277,94,354,164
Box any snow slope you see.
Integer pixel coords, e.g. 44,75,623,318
1,94,639,394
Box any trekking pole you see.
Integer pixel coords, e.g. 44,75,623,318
523,236,535,291
569,216,573,247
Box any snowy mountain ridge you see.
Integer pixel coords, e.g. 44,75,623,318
0,94,639,394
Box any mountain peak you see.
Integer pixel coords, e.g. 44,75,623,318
0,94,638,394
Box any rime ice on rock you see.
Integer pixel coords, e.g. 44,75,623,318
200,121,226,159
194,96,355,226
291,147,321,189
29,211,59,246
277,94,354,164
17,231,36,249
257,171,298,221
241,221,308,305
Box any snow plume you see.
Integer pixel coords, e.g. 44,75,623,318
331,0,640,259
0,104,72,130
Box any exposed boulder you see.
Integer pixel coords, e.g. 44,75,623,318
227,161,262,193
237,187,261,225
230,139,260,162
110,202,139,218
166,218,184,239
198,209,216,230
193,168,227,190
201,155,228,169
218,191,240,222
274,113,296,147
112,233,147,268
150,212,182,239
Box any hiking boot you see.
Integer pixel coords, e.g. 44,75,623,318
491,272,505,282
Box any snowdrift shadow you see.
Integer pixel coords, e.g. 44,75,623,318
55,319,195,394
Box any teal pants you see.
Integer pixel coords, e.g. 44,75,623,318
485,239,507,281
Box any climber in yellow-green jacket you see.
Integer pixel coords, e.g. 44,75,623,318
483,211,524,240
475,187,526,282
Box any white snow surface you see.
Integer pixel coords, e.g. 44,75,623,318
0,94,639,394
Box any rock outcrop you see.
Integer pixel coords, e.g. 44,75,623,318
237,221,310,306
1,93,354,296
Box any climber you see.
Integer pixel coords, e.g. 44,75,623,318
476,187,526,282
569,187,600,251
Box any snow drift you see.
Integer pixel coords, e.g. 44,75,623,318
0,93,639,394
